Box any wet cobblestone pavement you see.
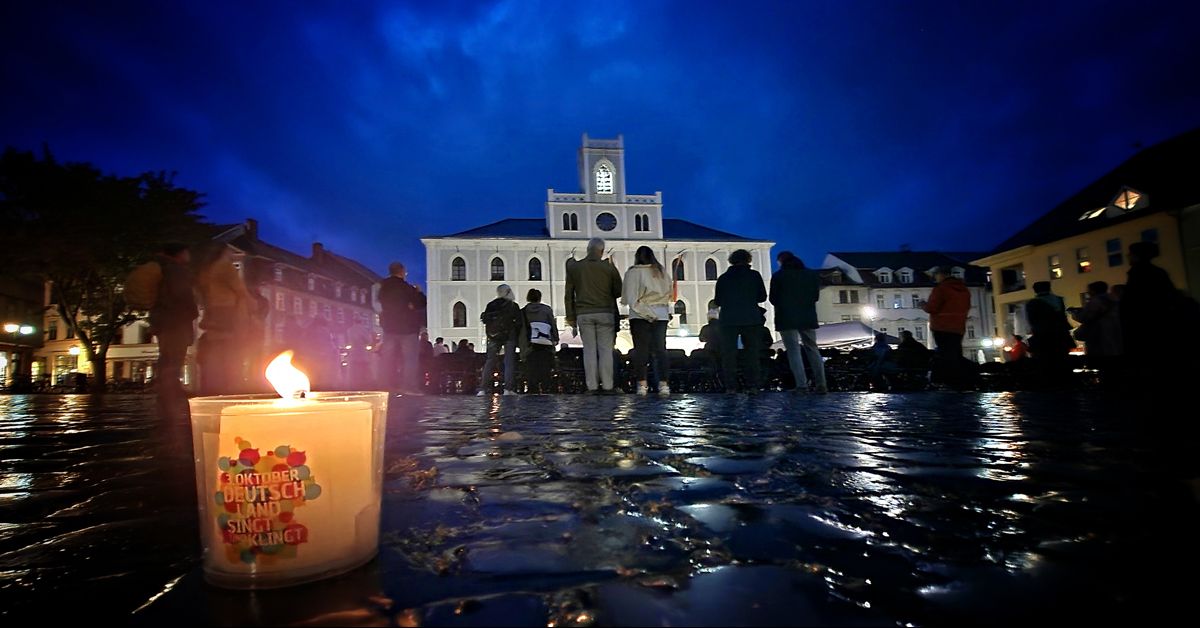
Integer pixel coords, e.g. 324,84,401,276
1,392,1197,625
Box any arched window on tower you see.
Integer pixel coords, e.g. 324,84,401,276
563,213,571,231
490,257,505,281
673,258,685,281
451,257,466,281
705,258,718,281
452,302,467,328
642,214,651,231
570,213,578,231
635,214,643,231
675,300,688,324
528,257,542,281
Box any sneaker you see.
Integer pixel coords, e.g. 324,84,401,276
503,390,518,396
636,382,649,396
658,383,670,395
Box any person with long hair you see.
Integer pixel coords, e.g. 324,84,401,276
622,246,674,394
714,249,768,394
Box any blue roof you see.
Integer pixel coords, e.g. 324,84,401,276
431,218,766,242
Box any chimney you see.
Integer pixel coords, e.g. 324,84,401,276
245,218,258,240
312,242,324,262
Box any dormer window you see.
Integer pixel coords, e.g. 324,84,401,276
1112,186,1144,211
951,267,965,279
898,268,913,284
876,269,892,283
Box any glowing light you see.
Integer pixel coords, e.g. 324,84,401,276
861,306,877,320
981,338,994,347
676,327,689,337
2,323,18,333
993,337,1005,346
68,346,81,356
19,325,34,335
266,351,311,399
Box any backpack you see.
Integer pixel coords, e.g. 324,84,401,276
123,261,162,310
481,301,517,341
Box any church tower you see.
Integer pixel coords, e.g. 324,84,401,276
546,133,663,239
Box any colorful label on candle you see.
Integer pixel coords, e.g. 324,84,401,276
213,436,323,565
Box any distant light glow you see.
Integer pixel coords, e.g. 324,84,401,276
981,338,994,347
2,323,18,333
861,306,877,320
68,346,81,355
19,325,34,335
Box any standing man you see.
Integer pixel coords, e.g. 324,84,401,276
433,337,449,355
715,249,768,394
769,251,827,394
564,238,623,393
1025,280,1075,386
150,242,198,425
374,262,427,394
922,266,971,388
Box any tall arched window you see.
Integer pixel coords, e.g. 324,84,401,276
641,214,651,231
452,302,467,327
673,258,685,281
675,300,688,324
595,163,613,194
570,213,578,231
563,212,579,231
451,257,466,281
528,257,542,281
634,214,643,231
705,258,718,281
490,257,505,281
562,213,571,231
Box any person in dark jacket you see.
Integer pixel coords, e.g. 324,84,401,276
893,330,932,370
922,267,971,387
374,262,427,394
520,288,559,394
1120,241,1190,390
478,284,522,396
714,249,768,394
1025,280,1074,384
150,242,198,422
1071,280,1122,387
769,251,826,393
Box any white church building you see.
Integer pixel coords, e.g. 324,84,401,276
421,134,775,353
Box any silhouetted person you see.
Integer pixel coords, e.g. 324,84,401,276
715,249,768,394
923,266,970,388
521,288,559,394
1120,241,1180,390
564,238,622,393
478,284,522,396
622,246,673,395
1071,280,1122,388
894,330,931,370
196,245,254,395
433,336,449,355
375,262,426,394
150,242,197,424
1026,281,1074,386
770,251,827,393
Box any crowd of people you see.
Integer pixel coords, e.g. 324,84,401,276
141,237,1197,419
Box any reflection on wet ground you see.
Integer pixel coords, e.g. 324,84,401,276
1,393,1196,625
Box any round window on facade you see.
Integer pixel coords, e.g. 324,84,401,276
596,212,617,231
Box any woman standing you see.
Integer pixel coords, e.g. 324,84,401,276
622,246,674,395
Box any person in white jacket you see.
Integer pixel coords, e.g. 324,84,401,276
622,246,675,395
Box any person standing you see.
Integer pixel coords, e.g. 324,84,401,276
922,267,971,387
622,246,673,395
564,238,623,393
1071,280,1122,388
374,262,426,394
195,245,254,395
715,249,768,394
520,288,559,394
769,251,827,393
1120,241,1182,390
433,337,449,355
149,243,198,426
1025,281,1075,385
1007,334,1029,362
479,284,522,396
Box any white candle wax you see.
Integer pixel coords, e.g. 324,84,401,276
199,398,378,579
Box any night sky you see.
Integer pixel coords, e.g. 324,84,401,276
3,1,1198,285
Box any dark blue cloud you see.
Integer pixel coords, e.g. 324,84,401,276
3,0,1198,284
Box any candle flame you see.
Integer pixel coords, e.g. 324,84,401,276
266,351,311,399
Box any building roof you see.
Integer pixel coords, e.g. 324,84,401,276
220,221,381,286
989,127,1200,253
429,218,768,242
826,251,989,287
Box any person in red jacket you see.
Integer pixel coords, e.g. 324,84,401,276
923,267,971,387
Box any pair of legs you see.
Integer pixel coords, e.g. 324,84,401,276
720,325,763,392
630,318,669,391
577,313,616,391
931,330,965,387
525,344,555,393
780,328,826,391
381,332,421,392
480,337,517,392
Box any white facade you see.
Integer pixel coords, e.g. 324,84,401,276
818,253,1002,362
421,134,775,352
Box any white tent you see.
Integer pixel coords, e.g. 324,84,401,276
770,321,899,351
